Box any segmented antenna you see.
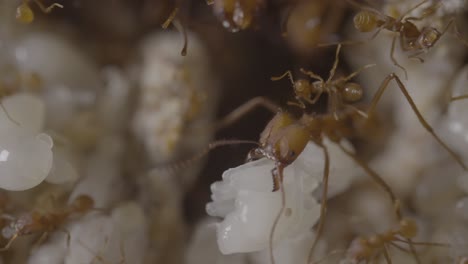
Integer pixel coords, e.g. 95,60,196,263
148,139,259,176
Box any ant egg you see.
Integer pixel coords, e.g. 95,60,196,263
206,138,359,254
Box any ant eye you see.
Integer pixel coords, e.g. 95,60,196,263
290,151,296,157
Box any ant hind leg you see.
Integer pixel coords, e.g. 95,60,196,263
368,73,468,170
390,36,408,80
307,143,330,264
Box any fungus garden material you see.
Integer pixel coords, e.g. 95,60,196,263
0,0,466,264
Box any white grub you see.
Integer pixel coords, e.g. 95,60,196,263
0,94,53,191
186,219,248,264
206,139,359,254
133,31,218,165
63,202,148,264
28,234,68,264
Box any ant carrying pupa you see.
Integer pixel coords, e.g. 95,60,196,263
16,0,63,24
159,43,467,264
0,194,96,251
313,218,450,264
320,0,467,79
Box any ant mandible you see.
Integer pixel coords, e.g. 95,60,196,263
16,0,63,24
0,195,95,251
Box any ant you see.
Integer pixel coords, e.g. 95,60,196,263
271,44,374,118
206,0,265,32
314,218,450,264
0,195,95,251
207,43,467,264
322,0,467,79
16,0,63,24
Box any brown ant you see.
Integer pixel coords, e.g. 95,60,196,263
16,0,63,24
0,194,95,251
271,44,374,118
206,0,265,32
314,218,450,264
322,0,466,79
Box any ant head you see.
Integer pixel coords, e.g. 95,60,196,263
276,124,309,164
418,27,441,49
16,2,34,24
353,11,378,32
71,195,95,213
398,218,418,239
342,82,363,102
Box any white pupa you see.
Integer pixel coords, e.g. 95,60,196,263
206,138,359,254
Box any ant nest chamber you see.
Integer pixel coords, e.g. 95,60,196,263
0,0,467,264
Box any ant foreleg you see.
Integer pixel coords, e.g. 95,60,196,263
368,73,468,170
0,233,18,251
215,96,280,131
307,143,330,264
269,166,286,264
450,94,468,101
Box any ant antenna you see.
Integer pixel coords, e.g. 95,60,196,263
326,44,342,83
148,139,259,176
271,70,295,86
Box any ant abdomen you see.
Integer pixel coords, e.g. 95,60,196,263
353,11,379,32
342,82,363,102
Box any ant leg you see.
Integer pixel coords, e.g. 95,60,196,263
271,70,295,86
307,143,330,264
450,94,468,101
398,0,430,20
0,102,20,126
287,100,306,109
32,0,63,13
162,7,178,29
408,51,425,63
390,35,408,80
326,44,342,83
368,73,468,170
337,142,402,220
59,228,71,247
340,63,376,82
382,244,393,264
33,232,49,248
269,166,285,264
215,96,280,131
0,233,18,251
306,90,323,105
390,240,421,264
394,238,451,248
300,68,324,83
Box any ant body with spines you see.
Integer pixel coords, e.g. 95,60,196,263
16,0,63,24
271,44,374,119
321,0,467,79
0,195,96,251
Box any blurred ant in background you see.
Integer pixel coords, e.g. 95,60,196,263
16,0,63,24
